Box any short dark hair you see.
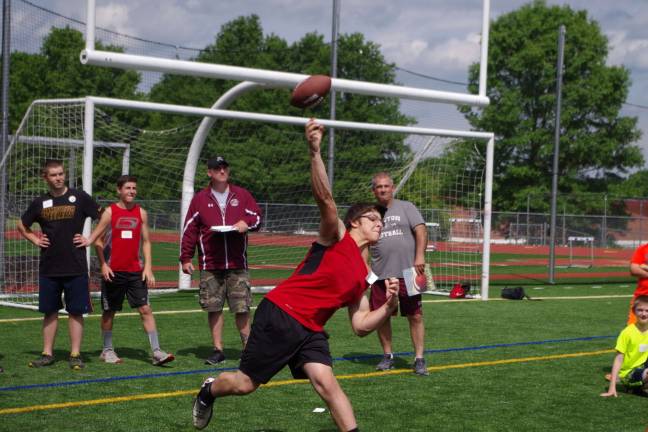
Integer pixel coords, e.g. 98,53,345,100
632,295,648,312
343,202,387,230
116,175,137,188
371,172,393,189
41,159,63,176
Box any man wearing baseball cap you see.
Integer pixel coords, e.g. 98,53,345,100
181,156,262,365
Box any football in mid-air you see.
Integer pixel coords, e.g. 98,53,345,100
290,75,332,109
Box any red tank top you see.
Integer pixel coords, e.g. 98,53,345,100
108,203,143,272
632,243,648,295
265,231,369,332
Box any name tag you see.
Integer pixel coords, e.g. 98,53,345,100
640,344,648,353
43,199,53,209
366,271,378,285
121,230,133,239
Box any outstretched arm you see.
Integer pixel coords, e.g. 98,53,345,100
306,119,344,246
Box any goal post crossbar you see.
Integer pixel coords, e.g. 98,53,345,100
82,0,492,106
87,96,495,140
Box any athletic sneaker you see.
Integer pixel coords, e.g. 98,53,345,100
205,349,225,365
152,349,175,366
99,349,123,364
68,353,85,370
192,377,215,430
413,357,429,376
28,353,55,368
375,353,394,371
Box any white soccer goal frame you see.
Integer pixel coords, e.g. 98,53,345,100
0,95,495,302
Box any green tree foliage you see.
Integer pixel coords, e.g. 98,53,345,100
9,27,142,131
460,0,642,213
146,15,413,203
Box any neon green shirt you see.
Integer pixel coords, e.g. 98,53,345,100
615,324,648,378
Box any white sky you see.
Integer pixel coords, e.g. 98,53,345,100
33,0,648,165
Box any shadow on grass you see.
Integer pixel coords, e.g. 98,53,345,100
339,352,410,369
175,345,242,362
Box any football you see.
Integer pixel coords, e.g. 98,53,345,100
415,274,427,291
290,74,332,109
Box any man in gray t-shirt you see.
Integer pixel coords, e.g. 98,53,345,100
369,172,429,376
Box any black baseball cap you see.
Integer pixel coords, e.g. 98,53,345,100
207,156,229,169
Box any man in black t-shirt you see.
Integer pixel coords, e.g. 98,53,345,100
17,160,99,370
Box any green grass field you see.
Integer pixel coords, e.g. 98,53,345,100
1,285,647,431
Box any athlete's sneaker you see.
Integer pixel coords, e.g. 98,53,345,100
413,357,429,376
152,349,175,366
192,377,215,430
99,349,123,364
375,353,394,371
68,353,85,370
205,349,225,365
28,353,55,368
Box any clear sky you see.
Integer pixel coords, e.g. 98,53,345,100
30,0,648,164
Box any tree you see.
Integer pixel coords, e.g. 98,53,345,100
9,27,142,132
460,0,642,213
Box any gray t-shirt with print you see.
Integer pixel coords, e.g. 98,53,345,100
370,199,425,279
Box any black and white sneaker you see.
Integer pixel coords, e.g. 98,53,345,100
375,353,394,371
192,377,215,430
205,349,225,365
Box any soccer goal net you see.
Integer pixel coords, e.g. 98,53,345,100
0,98,489,309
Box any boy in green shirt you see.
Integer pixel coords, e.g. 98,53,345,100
601,295,648,397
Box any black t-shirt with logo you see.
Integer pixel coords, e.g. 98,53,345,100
21,188,100,277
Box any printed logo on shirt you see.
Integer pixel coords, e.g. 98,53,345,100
379,228,404,239
42,205,75,221
230,198,239,207
115,217,139,229
68,195,77,203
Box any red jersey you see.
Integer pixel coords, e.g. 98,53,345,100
265,232,369,332
106,203,143,272
631,243,648,295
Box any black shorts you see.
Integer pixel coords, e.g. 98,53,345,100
39,274,91,315
101,271,149,311
239,298,332,384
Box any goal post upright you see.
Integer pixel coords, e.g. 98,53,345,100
179,81,265,289
481,136,494,300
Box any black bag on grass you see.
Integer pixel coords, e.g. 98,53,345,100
501,286,532,300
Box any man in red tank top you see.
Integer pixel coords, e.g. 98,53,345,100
83,175,174,366
191,120,400,432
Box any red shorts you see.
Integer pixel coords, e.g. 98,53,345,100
370,279,422,317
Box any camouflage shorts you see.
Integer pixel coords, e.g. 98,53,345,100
199,269,252,313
